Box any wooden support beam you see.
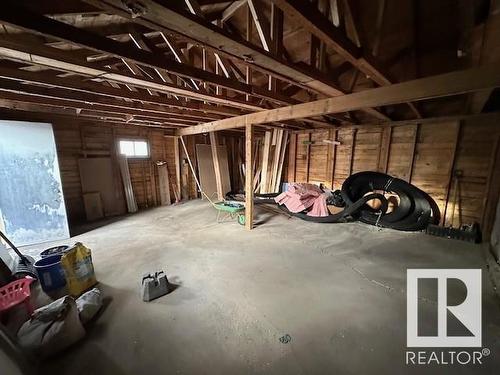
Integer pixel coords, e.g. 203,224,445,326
407,124,419,183
82,0,388,120
176,65,500,135
0,78,219,122
0,66,243,118
174,137,182,202
222,0,247,23
287,132,297,182
0,89,198,125
341,0,361,47
329,129,339,187
371,0,387,56
442,121,461,226
272,0,421,118
0,37,263,111
0,5,295,107
185,0,204,17
270,129,284,192
260,131,272,193
245,122,254,230
247,0,272,52
209,132,224,201
348,128,357,176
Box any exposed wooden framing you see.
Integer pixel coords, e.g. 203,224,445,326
305,133,312,181
269,3,284,91
270,129,284,192
407,124,419,183
185,0,204,17
0,90,199,126
177,65,500,135
347,70,360,92
245,122,254,230
222,0,247,23
330,0,340,27
82,0,387,120
275,131,289,191
371,0,387,56
0,7,251,95
0,38,264,111
0,97,177,129
287,132,297,182
260,131,272,193
341,0,360,47
245,5,253,102
347,128,357,176
0,8,297,108
214,53,231,79
0,66,244,118
272,0,421,118
330,129,339,187
378,126,392,173
209,132,224,201
441,121,461,226
174,137,182,202
0,76,218,121
157,163,172,206
291,111,500,133
247,0,272,52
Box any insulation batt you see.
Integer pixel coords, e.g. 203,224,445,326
275,183,329,217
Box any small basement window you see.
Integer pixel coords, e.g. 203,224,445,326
119,139,150,158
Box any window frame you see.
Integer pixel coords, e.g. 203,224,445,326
118,138,151,159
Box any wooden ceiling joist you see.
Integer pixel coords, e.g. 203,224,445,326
0,4,297,107
0,79,218,123
0,36,265,111
0,98,176,129
176,65,500,135
0,66,244,118
80,0,389,120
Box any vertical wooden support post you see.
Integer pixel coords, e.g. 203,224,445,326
174,136,181,202
287,132,297,182
305,132,312,182
245,5,253,102
378,126,392,173
260,131,272,193
209,132,224,201
442,121,461,226
408,124,419,183
348,128,357,176
245,122,254,230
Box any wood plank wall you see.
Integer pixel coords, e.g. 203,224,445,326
286,116,500,238
52,119,197,223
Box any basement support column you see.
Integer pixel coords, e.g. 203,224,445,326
245,122,254,230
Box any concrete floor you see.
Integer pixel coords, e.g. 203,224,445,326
28,200,500,374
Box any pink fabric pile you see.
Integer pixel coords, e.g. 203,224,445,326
274,183,329,217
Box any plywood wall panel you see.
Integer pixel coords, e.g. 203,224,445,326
287,116,500,236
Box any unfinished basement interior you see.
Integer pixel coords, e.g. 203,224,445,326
0,0,500,374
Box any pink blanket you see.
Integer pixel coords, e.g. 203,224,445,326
275,183,329,217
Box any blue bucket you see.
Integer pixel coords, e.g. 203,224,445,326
34,254,66,292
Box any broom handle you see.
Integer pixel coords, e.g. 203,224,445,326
0,230,25,259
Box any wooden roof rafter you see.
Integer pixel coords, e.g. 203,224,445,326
176,65,500,135
80,0,388,121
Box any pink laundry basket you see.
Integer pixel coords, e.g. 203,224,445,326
0,277,35,316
